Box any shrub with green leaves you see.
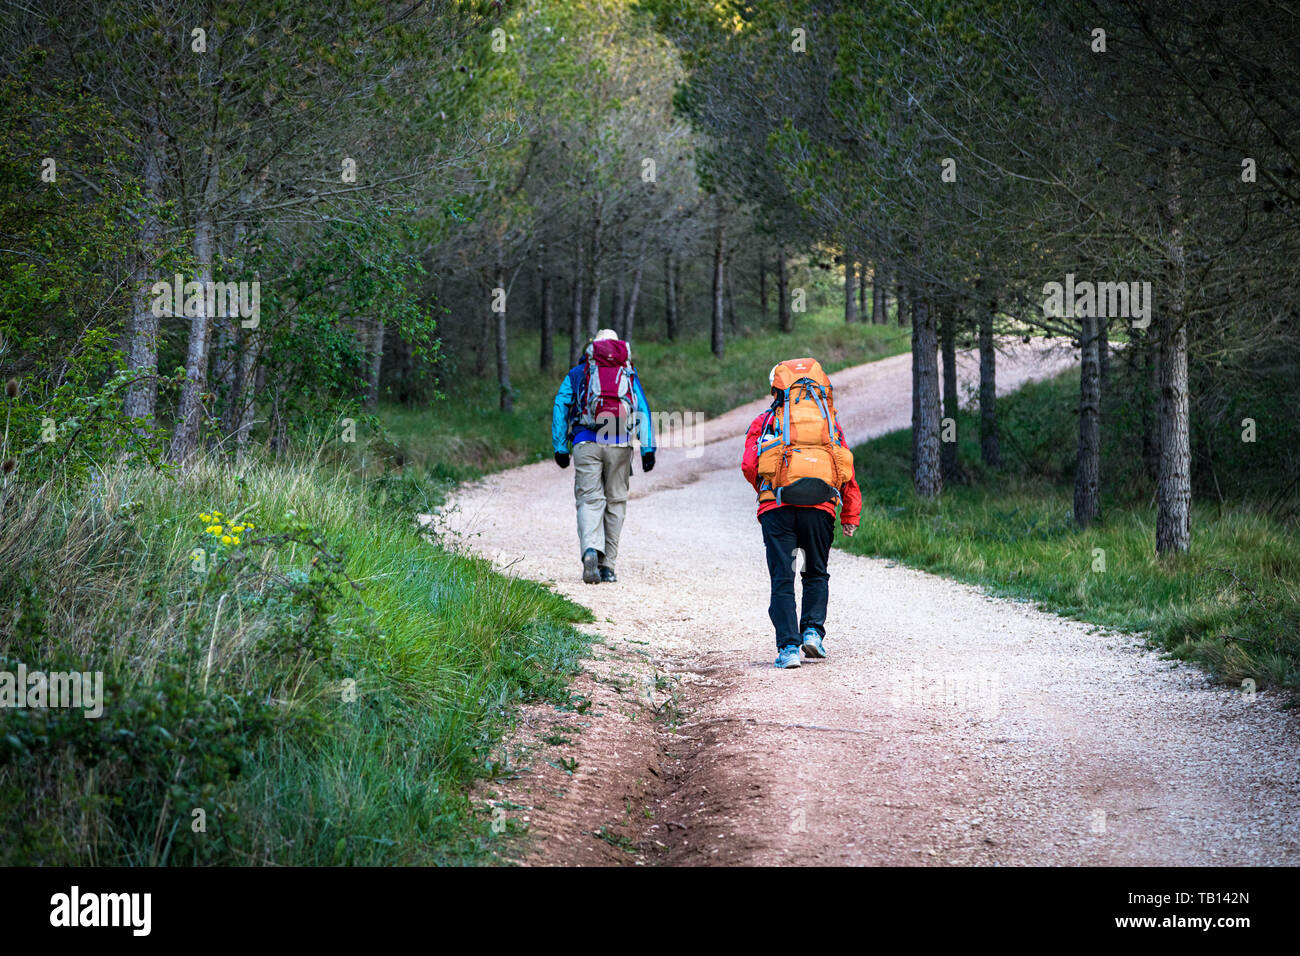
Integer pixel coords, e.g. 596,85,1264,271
0,454,590,865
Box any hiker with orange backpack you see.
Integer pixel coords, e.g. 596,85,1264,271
552,329,656,584
741,358,861,668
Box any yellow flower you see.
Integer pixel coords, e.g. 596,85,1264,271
232,536,241,546
213,511,223,518
221,535,232,545
199,513,212,523
246,523,255,530
231,524,245,533
211,525,222,534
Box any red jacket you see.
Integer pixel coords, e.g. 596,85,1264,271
741,408,862,526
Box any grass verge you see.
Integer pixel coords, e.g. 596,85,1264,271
839,373,1300,695
0,455,591,864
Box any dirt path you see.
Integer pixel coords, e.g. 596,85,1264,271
434,339,1300,866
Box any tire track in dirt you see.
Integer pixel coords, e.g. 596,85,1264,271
433,339,1300,866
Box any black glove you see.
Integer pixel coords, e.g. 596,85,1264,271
641,451,655,473
554,451,570,469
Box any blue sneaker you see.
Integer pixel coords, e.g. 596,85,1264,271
800,628,826,659
774,645,802,669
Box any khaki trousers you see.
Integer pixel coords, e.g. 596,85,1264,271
573,442,633,570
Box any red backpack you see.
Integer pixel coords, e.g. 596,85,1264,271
577,339,636,437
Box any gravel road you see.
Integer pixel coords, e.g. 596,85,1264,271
435,339,1300,865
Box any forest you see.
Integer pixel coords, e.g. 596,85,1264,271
2,0,1298,867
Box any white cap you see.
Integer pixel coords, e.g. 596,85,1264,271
594,328,628,358
769,364,779,386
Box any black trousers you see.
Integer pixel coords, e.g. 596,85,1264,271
759,506,834,649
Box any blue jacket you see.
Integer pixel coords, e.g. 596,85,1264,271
552,363,655,454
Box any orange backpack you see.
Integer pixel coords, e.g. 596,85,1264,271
755,358,855,506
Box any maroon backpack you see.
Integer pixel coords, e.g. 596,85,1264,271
578,339,635,436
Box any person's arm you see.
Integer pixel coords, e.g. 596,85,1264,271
835,421,861,531
631,372,655,453
839,475,862,531
552,371,575,455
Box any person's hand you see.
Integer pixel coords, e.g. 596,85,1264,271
842,523,857,537
554,451,570,469
641,450,656,473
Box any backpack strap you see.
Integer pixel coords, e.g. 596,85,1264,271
567,366,586,436
756,407,782,456
810,383,836,445
781,387,792,446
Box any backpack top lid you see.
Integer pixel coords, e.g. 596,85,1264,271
591,338,630,367
770,357,829,391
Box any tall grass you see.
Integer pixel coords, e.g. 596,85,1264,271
840,375,1300,693
0,450,590,864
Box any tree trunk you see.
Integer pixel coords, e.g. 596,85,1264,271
211,232,238,443
570,239,585,368
1140,322,1159,480
1157,146,1191,554
170,140,220,465
1098,316,1110,394
912,293,942,498
474,296,490,376
125,113,164,424
610,239,626,338
664,249,678,341
364,316,385,414
859,261,868,319
940,301,960,483
586,221,602,338
896,280,908,326
978,294,1000,467
539,244,554,371
871,264,885,325
231,172,266,459
725,251,738,332
674,255,685,334
587,280,602,339
215,229,244,442
844,258,858,324
911,294,920,473
234,325,259,457
1073,312,1102,526
776,251,788,331
711,221,725,358
624,250,645,341
495,250,512,413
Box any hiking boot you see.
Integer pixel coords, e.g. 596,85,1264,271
774,645,802,669
800,628,826,659
599,566,617,583
582,548,601,584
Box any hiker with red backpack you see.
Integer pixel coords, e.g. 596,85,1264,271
741,358,861,668
552,329,656,584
